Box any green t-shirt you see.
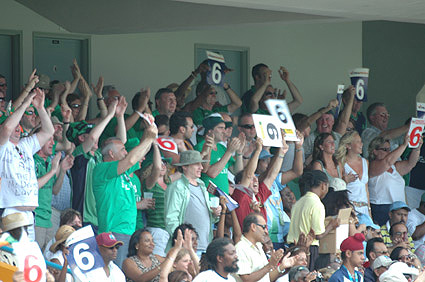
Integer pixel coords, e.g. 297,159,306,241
192,105,228,126
152,110,160,117
93,161,140,235
73,145,103,226
144,180,167,229
194,140,234,194
34,154,55,228
131,172,143,230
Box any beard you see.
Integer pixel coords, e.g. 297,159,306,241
224,261,239,273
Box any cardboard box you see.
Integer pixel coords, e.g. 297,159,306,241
319,207,352,254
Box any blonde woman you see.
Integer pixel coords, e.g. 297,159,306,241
367,135,422,225
335,131,370,215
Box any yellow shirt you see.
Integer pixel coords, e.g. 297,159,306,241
287,191,326,246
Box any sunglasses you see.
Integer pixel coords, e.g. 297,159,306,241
264,91,276,97
107,245,120,250
225,121,233,128
71,104,81,109
240,124,255,129
25,110,35,115
0,83,6,87
255,223,267,230
0,97,5,102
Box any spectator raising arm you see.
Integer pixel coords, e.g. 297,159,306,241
249,70,271,113
240,138,262,187
175,62,209,110
334,85,355,135
125,88,150,132
81,99,118,154
13,69,38,109
115,96,128,144
117,121,157,175
278,67,304,112
0,90,36,145
92,76,108,118
281,130,305,184
259,132,289,189
33,88,55,147
223,82,242,113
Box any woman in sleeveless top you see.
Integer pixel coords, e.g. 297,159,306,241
122,229,164,282
335,131,370,216
367,135,422,226
312,133,343,183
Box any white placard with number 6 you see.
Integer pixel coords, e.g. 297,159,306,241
252,114,283,147
13,242,46,282
264,99,298,141
66,226,105,281
408,118,425,148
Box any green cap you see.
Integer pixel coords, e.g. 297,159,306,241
66,121,94,143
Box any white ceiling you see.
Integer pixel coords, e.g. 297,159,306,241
15,0,425,34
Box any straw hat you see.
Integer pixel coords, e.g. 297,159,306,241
1,213,30,232
50,225,75,253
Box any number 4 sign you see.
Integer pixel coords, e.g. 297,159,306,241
408,118,425,148
206,51,226,87
13,242,46,282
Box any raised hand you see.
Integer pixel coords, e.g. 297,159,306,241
71,59,81,79
255,137,263,151
278,66,290,82
115,96,128,117
269,248,284,267
295,130,304,147
27,69,39,90
92,76,104,97
107,98,118,116
31,88,45,110
228,137,241,153
51,153,61,173
60,155,74,171
328,99,339,109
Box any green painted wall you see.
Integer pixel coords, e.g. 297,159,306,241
363,21,425,128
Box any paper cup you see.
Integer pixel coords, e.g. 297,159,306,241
144,192,153,199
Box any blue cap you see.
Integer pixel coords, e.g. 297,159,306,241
357,213,380,230
389,201,411,212
259,150,273,160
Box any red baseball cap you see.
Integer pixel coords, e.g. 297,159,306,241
340,233,365,252
96,232,124,247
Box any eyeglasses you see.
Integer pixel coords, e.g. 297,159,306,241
376,147,390,152
71,104,81,109
240,124,255,129
255,223,267,230
107,245,120,250
25,110,35,115
399,254,413,260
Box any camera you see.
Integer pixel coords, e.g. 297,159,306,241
315,272,324,282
